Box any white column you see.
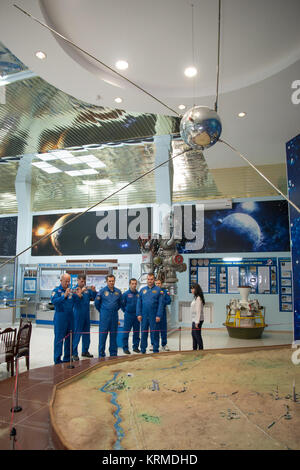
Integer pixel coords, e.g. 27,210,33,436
153,134,172,235
15,155,34,265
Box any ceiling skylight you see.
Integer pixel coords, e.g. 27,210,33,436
65,169,98,177
32,161,62,173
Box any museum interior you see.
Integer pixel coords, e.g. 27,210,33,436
0,0,299,451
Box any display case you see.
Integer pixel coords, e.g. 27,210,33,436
0,256,17,323
19,262,132,326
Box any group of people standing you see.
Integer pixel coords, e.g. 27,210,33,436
51,272,173,364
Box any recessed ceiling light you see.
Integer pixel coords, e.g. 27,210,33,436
35,51,47,60
80,169,98,175
115,97,123,103
178,104,186,110
184,67,197,78
42,167,62,174
115,60,128,70
50,150,73,159
32,161,52,168
77,155,106,167
65,170,83,177
32,161,61,173
238,111,247,118
65,169,99,177
82,179,112,185
60,157,82,165
87,162,107,169
78,155,98,163
36,153,58,161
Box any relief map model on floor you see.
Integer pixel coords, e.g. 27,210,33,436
51,348,300,450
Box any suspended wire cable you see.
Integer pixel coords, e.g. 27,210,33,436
13,4,180,117
214,0,222,112
191,3,196,108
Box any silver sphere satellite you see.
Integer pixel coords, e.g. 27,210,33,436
180,105,222,150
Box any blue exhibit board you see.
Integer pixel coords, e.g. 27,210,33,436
286,133,300,342
278,258,293,312
189,258,277,295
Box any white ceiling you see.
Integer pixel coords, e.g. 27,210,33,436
1,0,300,169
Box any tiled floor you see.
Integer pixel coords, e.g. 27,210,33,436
0,357,103,450
0,322,293,450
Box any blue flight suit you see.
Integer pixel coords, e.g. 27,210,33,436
158,288,171,347
72,285,97,356
136,285,164,354
94,286,122,357
122,289,140,351
51,285,75,364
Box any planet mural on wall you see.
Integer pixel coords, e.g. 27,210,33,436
215,213,262,251
49,212,138,255
51,214,95,255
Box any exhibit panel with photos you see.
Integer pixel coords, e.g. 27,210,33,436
18,262,131,324
189,258,278,295
278,258,293,312
0,257,16,301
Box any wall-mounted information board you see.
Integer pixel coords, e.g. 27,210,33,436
278,258,293,312
189,258,278,295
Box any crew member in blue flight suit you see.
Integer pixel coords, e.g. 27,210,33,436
155,279,172,351
51,273,75,365
94,274,122,357
72,274,97,361
122,278,140,354
136,273,164,354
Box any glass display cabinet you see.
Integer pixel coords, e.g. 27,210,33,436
0,257,17,324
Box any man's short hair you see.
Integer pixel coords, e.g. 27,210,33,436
147,273,155,278
77,273,86,281
129,278,137,283
106,274,115,281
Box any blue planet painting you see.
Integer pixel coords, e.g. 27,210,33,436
178,200,290,253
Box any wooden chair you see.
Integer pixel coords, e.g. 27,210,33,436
0,328,17,377
14,322,32,371
19,317,31,330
